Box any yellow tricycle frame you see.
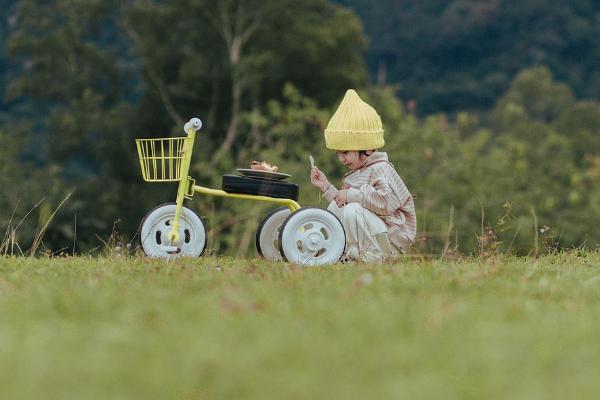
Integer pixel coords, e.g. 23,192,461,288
136,123,300,246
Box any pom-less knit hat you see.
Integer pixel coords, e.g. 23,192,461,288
324,89,384,150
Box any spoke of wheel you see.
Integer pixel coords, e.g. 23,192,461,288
301,249,319,263
307,222,328,238
292,230,311,257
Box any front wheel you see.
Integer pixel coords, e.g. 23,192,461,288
139,203,206,259
279,207,345,265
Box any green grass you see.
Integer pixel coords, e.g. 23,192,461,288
1,252,599,399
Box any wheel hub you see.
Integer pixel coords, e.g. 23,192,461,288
305,231,324,252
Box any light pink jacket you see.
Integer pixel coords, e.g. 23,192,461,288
323,152,417,251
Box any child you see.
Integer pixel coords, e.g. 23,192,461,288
310,89,416,262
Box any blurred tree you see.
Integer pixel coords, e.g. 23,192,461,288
125,0,366,168
3,0,598,256
493,67,574,126
335,0,600,114
489,67,598,250
120,0,367,255
6,0,142,251
367,66,599,254
5,0,367,253
0,0,18,112
554,101,600,164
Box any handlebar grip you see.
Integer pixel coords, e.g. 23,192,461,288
184,118,203,134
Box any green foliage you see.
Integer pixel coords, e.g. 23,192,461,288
335,0,600,113
363,66,599,254
493,67,575,126
5,0,142,252
3,0,367,253
1,1,598,256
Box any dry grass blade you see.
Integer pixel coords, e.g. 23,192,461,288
1,203,19,255
441,205,454,260
73,213,77,256
506,222,522,255
14,198,46,233
2,198,46,256
29,191,74,256
530,207,539,258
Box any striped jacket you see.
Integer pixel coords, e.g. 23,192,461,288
323,152,417,251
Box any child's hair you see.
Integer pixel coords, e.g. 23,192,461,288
358,150,375,157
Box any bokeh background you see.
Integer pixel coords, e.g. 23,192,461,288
0,0,598,256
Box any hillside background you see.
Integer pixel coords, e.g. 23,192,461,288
0,0,598,256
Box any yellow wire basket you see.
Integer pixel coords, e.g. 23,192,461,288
136,137,186,182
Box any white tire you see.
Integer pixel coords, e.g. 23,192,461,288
256,207,291,261
139,203,206,258
279,207,346,265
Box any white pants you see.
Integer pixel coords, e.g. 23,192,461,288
327,201,399,262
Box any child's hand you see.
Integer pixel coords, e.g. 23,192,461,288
334,189,348,207
310,167,330,192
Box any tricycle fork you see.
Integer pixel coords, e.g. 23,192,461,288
167,118,202,245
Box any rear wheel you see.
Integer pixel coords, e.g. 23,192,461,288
279,207,345,265
256,207,291,261
139,203,206,259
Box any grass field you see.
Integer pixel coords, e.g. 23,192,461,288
1,252,599,399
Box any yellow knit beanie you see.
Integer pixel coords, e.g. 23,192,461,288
324,89,384,150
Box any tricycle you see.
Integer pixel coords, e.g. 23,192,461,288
135,118,346,265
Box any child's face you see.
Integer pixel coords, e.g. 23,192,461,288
336,151,363,170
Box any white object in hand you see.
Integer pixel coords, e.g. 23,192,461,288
309,155,315,169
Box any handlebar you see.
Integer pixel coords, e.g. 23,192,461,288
183,118,203,135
